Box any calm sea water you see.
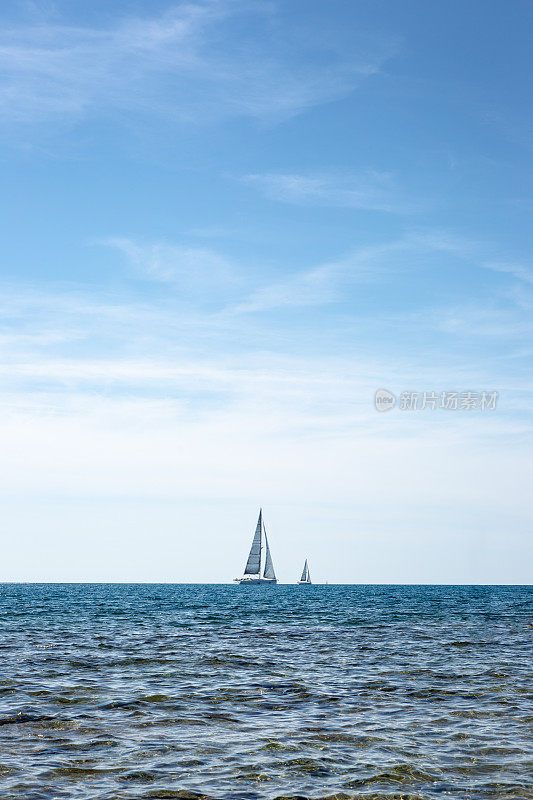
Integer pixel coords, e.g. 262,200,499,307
0,584,531,800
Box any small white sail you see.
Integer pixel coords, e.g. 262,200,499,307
263,528,276,580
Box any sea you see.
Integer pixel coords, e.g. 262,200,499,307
0,584,531,800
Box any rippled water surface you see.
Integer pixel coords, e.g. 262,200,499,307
0,584,532,799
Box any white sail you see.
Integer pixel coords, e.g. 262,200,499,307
298,559,311,583
244,510,262,574
263,527,276,580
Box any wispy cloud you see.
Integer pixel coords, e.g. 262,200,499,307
0,2,396,134
2,230,532,415
430,302,533,339
103,237,240,295
233,241,406,312
243,170,419,213
100,235,407,313
483,260,533,285
99,230,533,322
0,283,526,425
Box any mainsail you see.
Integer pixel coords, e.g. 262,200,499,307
244,510,262,575
263,528,276,580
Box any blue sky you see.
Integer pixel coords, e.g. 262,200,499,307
0,0,531,582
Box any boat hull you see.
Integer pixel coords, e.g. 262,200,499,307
234,578,277,585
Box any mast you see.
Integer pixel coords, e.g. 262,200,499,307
244,509,262,575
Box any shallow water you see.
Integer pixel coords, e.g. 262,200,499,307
0,584,531,799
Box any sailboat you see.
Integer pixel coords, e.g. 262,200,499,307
234,509,277,585
297,559,312,585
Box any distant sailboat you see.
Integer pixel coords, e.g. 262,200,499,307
297,559,312,585
234,509,277,585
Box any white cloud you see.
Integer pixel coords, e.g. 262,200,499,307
234,263,337,312
243,170,418,213
104,236,240,292
232,232,502,314
233,242,403,312
0,2,396,133
433,303,533,339
483,260,533,285
99,235,406,312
